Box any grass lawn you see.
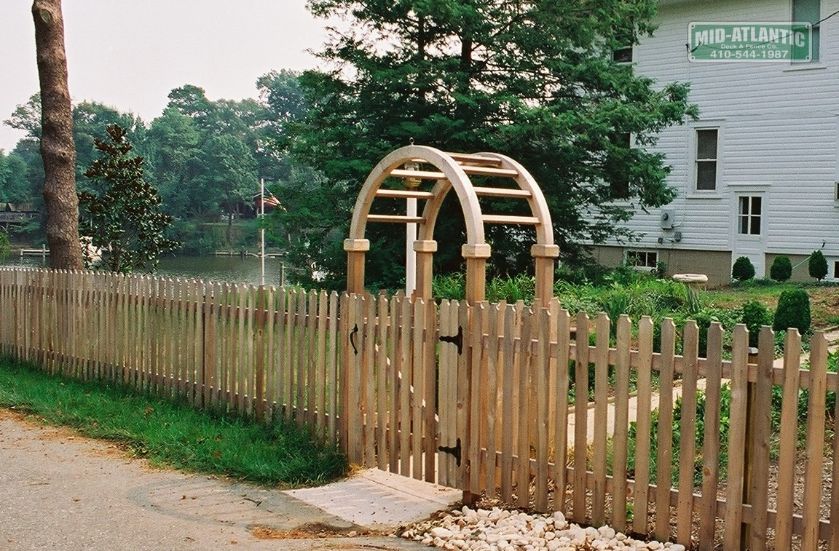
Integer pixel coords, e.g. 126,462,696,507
0,359,346,486
706,281,839,330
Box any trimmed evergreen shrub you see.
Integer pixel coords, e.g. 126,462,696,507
769,256,792,282
773,288,811,334
809,250,828,281
742,300,771,347
732,256,755,282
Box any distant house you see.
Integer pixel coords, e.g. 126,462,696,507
0,202,39,226
589,0,838,285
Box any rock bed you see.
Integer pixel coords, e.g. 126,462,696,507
401,506,687,551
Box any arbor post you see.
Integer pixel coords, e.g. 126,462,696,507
531,244,560,308
412,240,437,301
344,239,370,294
462,244,491,305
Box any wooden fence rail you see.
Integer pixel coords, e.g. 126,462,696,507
0,267,835,549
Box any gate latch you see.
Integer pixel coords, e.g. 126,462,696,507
438,438,462,467
438,326,463,355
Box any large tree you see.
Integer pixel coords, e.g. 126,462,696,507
32,0,82,269
283,0,697,288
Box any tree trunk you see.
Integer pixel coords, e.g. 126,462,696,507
32,0,82,270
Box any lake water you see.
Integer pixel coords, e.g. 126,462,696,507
1,254,291,287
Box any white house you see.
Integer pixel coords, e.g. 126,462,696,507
590,0,839,285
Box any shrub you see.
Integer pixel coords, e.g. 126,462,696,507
742,300,771,347
773,288,811,334
487,274,535,303
432,272,465,300
732,256,755,281
654,261,668,279
808,250,828,281
769,256,792,282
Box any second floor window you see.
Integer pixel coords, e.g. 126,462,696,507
793,0,821,61
612,47,633,63
695,129,718,191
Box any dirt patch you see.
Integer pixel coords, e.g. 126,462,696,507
249,522,379,540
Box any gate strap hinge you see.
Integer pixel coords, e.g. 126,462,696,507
438,438,462,467
438,326,463,355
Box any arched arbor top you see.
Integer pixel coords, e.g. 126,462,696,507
345,145,558,305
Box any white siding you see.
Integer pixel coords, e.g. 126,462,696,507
607,0,839,274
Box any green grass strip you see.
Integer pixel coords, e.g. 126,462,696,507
0,359,346,486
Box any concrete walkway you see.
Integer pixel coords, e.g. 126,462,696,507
0,410,444,551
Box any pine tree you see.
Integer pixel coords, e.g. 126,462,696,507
79,125,178,273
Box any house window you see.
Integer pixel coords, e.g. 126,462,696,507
613,47,633,63
626,250,658,270
738,196,762,235
793,0,820,61
833,261,839,279
695,129,718,191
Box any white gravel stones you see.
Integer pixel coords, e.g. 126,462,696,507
401,506,682,551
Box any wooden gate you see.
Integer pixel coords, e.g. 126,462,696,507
341,293,470,490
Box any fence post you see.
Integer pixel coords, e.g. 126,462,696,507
741,338,755,550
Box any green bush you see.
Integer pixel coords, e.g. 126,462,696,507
773,288,811,334
742,300,771,347
769,256,792,282
809,250,828,281
732,256,755,281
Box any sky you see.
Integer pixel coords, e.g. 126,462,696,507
0,0,329,151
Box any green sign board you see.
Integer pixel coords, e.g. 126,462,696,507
689,22,811,62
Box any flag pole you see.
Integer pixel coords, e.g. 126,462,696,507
260,177,265,287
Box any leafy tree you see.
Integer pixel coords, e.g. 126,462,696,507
283,0,697,287
4,93,43,138
78,125,178,273
769,256,792,282
146,107,204,217
808,250,828,282
73,101,146,190
196,134,258,246
0,151,32,203
167,84,215,125
32,0,82,269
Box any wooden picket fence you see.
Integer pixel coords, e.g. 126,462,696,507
0,268,343,440
0,267,836,550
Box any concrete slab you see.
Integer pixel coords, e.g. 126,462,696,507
285,468,462,529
